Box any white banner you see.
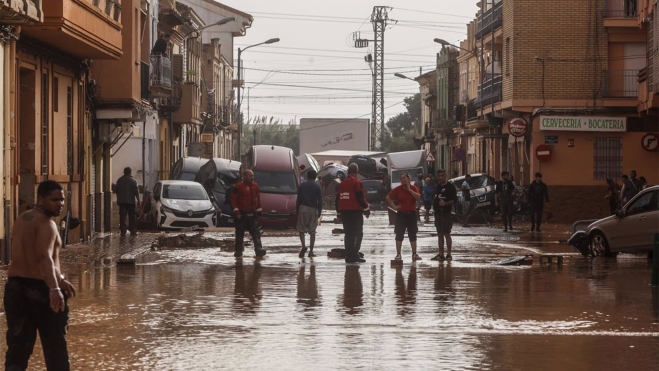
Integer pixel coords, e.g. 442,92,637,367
539,116,627,132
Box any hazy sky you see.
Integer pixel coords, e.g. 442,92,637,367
220,0,479,125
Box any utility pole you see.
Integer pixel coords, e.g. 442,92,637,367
352,6,390,151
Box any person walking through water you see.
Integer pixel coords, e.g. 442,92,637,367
432,170,457,261
336,164,370,263
115,167,140,236
4,180,76,371
422,177,435,223
528,172,549,232
230,170,266,258
386,172,423,262
495,171,515,232
296,169,323,258
605,177,619,215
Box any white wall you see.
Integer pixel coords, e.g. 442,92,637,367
299,118,370,154
111,114,160,190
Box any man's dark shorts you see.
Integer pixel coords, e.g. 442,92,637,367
435,217,452,234
423,200,432,210
394,211,418,242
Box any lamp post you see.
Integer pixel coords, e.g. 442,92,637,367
394,72,415,81
182,17,235,39
236,37,280,160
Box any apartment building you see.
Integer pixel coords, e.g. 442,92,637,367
6,0,122,252
455,0,658,221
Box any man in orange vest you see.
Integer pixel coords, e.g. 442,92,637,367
336,164,370,263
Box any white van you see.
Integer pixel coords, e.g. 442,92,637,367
386,150,427,190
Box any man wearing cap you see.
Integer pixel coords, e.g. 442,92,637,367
336,164,370,263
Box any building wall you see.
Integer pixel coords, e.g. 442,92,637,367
506,0,609,102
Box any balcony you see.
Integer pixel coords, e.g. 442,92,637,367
172,83,202,126
604,0,638,18
475,75,502,107
466,99,479,121
0,0,43,24
150,54,172,98
603,69,639,98
475,1,502,40
21,0,122,59
159,80,182,113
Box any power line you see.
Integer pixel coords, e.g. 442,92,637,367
243,65,435,74
392,7,475,19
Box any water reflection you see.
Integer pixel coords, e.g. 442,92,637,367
340,265,363,315
394,265,417,317
297,264,321,310
233,263,263,315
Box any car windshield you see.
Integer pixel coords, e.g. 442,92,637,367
626,191,656,215
392,167,423,181
213,173,240,194
253,170,298,194
163,184,208,200
179,172,197,181
470,175,493,188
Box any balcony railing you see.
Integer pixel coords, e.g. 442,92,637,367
475,75,502,107
467,99,479,121
604,0,638,18
159,80,182,113
475,1,502,39
150,54,172,90
140,61,149,101
603,69,640,98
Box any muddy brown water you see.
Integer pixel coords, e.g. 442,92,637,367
0,214,657,370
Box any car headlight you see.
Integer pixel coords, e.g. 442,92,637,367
207,207,216,214
161,205,175,214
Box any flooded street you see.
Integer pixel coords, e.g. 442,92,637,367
1,212,658,370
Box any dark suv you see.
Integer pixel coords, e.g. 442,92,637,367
348,155,378,176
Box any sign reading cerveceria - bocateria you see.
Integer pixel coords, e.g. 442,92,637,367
539,116,626,132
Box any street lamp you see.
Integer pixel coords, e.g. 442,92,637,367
183,17,235,39
236,37,280,160
394,72,415,81
433,38,477,56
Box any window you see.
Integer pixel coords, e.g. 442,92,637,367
163,184,208,200
594,138,622,180
253,170,298,194
625,191,657,215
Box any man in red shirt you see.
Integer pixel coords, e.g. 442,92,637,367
386,172,422,261
230,170,266,258
336,164,370,263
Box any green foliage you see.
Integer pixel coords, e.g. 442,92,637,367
380,93,420,153
242,116,299,155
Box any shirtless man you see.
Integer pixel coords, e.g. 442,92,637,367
4,180,76,371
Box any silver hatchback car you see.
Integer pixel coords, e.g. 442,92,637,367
569,185,659,256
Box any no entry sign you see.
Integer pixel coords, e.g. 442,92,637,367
535,144,552,162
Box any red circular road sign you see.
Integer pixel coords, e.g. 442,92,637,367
454,147,467,161
535,144,552,162
641,133,659,152
508,118,528,138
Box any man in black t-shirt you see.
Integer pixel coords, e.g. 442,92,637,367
495,171,515,232
432,170,458,261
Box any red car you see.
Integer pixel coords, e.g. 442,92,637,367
243,145,299,227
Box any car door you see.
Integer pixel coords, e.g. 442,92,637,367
612,190,657,251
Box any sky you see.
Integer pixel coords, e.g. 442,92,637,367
221,0,479,125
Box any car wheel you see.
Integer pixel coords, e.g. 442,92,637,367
337,172,346,180
589,231,616,257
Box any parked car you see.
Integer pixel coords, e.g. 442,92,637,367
151,180,216,229
170,157,209,181
195,158,241,226
361,179,386,205
243,145,299,227
568,185,659,257
448,173,497,213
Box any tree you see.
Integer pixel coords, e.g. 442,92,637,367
380,93,420,153
242,116,299,155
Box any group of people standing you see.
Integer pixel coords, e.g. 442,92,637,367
606,170,648,215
